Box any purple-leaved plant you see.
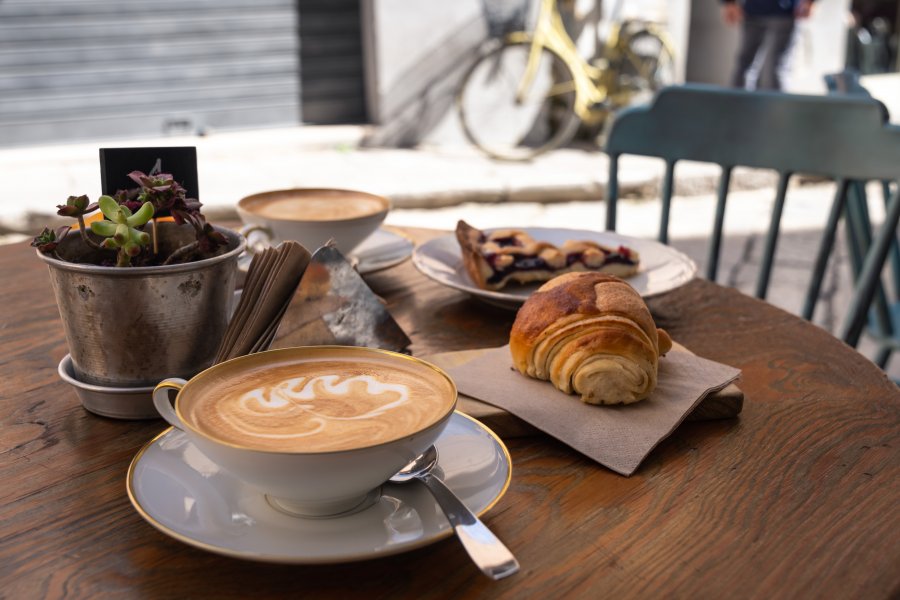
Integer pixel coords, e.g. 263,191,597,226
32,171,226,266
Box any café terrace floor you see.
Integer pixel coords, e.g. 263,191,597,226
2,124,895,378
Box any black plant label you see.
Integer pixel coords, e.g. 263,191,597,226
99,147,199,200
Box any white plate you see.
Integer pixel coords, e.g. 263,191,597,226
127,412,511,564
238,227,414,276
412,227,697,309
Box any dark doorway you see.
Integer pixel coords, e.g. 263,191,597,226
298,0,368,124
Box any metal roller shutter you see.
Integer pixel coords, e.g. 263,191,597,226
0,0,303,147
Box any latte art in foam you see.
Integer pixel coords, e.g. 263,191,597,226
230,374,410,439
182,356,455,453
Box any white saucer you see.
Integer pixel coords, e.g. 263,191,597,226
127,412,511,564
238,228,413,277
351,228,415,275
412,227,697,310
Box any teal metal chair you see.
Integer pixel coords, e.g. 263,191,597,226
824,72,900,367
603,84,900,355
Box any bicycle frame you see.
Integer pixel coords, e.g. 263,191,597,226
503,0,675,125
505,0,606,123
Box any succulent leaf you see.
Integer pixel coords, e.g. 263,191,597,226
114,223,129,244
31,226,70,253
124,241,142,257
131,227,150,246
56,195,92,217
90,220,117,237
127,201,154,227
126,171,146,187
98,195,120,221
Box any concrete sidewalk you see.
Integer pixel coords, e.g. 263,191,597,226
1,124,770,235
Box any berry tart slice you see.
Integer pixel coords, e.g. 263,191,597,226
455,220,640,291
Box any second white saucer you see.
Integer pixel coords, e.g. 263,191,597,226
352,228,414,274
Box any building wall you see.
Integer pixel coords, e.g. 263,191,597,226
362,0,485,146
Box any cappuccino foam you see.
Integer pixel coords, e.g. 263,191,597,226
181,355,455,452
249,195,385,221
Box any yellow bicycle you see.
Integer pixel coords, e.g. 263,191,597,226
457,0,675,160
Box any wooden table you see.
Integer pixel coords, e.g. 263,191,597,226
2,227,899,599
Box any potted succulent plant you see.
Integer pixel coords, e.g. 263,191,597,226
33,170,245,397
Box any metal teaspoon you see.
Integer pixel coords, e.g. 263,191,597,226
390,446,519,580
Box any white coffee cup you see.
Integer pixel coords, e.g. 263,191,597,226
152,346,457,518
236,188,390,255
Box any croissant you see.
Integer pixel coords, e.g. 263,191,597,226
509,272,672,405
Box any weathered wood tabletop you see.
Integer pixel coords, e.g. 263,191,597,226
2,226,899,599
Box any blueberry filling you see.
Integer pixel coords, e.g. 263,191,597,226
489,236,520,248
484,249,636,284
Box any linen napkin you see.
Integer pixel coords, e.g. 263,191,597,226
435,344,740,476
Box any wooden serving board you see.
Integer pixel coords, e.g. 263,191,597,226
426,343,743,439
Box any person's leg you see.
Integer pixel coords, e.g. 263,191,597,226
732,16,767,89
760,17,796,90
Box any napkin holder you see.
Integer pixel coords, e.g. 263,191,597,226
270,243,411,352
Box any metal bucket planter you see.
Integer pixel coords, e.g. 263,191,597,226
39,222,245,388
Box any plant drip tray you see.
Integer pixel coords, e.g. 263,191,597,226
58,355,159,420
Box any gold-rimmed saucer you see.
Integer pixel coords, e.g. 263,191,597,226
126,412,511,564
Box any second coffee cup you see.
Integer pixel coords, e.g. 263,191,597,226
236,188,390,254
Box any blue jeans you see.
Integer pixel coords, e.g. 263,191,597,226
732,15,796,91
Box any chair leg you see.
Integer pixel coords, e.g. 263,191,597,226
849,182,894,338
841,186,900,347
881,181,900,293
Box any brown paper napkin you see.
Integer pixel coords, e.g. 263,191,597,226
436,345,740,476
215,242,310,363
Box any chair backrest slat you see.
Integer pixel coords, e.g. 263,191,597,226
755,171,791,299
707,166,732,281
801,179,850,321
606,154,620,230
659,160,676,244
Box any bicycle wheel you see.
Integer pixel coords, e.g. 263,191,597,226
617,30,675,103
457,41,581,161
